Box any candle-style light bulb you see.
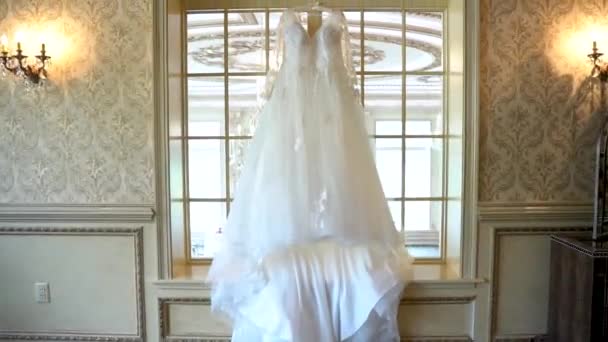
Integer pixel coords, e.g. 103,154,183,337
594,41,598,50
38,33,46,55
14,31,23,52
0,34,7,54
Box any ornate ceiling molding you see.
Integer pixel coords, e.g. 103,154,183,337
188,32,440,72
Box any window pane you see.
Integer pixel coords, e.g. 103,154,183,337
188,77,225,136
169,139,183,199
406,120,432,135
229,138,252,197
405,138,443,198
448,137,463,197
373,138,402,198
365,74,402,134
228,12,266,73
171,201,184,248
188,139,225,198
405,12,443,72
228,76,266,136
388,200,402,231
179,9,457,263
404,200,442,231
187,12,225,73
375,120,402,135
406,75,443,135
364,11,403,72
190,202,226,258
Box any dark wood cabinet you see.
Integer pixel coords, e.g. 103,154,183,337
548,235,608,341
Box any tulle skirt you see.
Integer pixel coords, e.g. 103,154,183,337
208,62,412,341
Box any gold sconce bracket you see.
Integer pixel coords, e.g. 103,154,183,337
0,35,51,87
589,41,608,83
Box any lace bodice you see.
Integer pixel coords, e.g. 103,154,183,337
281,10,344,69
266,9,358,99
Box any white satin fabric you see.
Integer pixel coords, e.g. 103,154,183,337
207,9,412,341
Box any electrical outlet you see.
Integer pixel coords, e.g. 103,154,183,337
35,282,50,303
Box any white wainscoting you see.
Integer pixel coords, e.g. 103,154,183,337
157,296,476,342
400,297,474,339
0,204,154,342
151,203,594,342
0,202,594,341
478,202,593,341
0,227,145,341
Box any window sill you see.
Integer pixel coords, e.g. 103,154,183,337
153,264,485,290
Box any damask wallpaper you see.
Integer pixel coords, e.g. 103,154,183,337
480,0,608,202
0,0,154,203
0,0,602,204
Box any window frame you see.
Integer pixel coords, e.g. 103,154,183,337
154,0,479,279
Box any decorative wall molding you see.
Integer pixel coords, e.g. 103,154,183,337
551,234,608,257
461,0,481,281
154,0,175,280
159,338,471,342
0,204,155,223
0,334,143,341
153,279,212,291
407,279,484,289
401,295,476,305
158,296,475,342
152,278,483,291
158,297,212,342
494,334,548,342
0,227,146,342
487,225,591,340
402,337,471,342
158,336,472,342
0,334,142,341
478,202,593,224
163,339,230,342
476,203,594,340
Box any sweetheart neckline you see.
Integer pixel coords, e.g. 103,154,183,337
282,9,343,41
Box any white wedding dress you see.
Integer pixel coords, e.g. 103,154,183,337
208,9,412,341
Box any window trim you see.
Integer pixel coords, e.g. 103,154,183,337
154,0,480,279
461,0,480,280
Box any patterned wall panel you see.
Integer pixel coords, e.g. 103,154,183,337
479,0,608,202
2,0,604,204
0,0,154,204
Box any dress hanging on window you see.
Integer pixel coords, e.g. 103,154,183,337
207,9,413,342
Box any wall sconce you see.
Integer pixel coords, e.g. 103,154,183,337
0,33,51,87
589,41,608,83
